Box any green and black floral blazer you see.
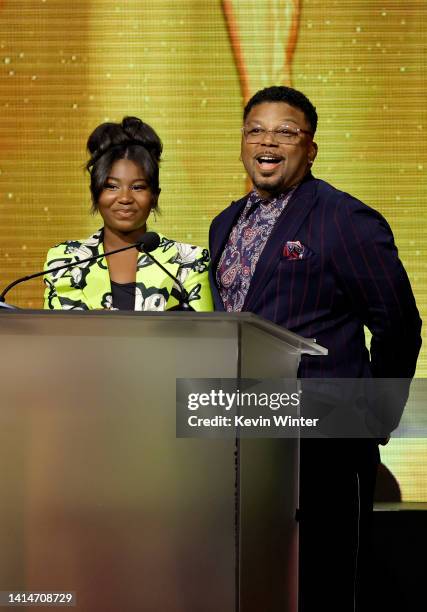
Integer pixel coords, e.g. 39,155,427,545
44,229,213,311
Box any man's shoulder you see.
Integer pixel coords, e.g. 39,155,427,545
309,177,387,221
210,176,386,229
210,193,251,226
307,178,394,248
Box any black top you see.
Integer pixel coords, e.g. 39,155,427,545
111,280,136,310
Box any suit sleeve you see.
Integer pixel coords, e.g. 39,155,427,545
331,199,422,378
208,215,227,311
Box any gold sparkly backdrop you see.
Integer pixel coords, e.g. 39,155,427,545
0,0,426,501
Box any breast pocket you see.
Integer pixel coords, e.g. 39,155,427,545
276,253,324,304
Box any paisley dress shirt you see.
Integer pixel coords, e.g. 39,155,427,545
216,188,295,311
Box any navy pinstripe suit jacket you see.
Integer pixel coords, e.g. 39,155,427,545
209,174,422,379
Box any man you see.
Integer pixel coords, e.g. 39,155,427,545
209,86,422,611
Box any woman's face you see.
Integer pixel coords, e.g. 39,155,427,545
97,158,158,236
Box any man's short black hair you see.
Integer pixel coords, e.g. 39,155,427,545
243,86,318,134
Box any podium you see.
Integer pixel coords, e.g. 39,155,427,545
0,311,326,612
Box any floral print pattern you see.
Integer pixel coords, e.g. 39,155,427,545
44,229,213,312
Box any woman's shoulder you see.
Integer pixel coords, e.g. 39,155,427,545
46,230,102,263
156,233,210,268
152,234,213,311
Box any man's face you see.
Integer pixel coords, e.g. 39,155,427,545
241,102,317,198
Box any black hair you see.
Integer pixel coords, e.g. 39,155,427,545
243,86,318,134
86,116,163,212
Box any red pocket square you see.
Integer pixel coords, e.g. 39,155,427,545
283,240,305,259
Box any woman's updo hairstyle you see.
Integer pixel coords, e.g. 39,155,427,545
86,116,163,212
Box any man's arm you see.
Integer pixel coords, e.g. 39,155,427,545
331,198,422,378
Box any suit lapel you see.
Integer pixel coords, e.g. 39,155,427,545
243,175,319,311
76,231,183,311
210,197,249,311
211,197,249,270
79,232,111,309
135,233,179,300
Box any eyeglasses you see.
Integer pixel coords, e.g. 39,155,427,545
241,125,313,144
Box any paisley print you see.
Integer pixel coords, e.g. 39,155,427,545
217,188,295,311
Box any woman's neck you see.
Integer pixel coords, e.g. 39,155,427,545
103,225,147,252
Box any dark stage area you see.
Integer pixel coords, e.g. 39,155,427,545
367,503,427,610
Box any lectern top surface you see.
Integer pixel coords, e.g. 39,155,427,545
0,310,327,356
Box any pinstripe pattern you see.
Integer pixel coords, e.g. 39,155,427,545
209,174,422,379
209,173,421,609
210,174,421,609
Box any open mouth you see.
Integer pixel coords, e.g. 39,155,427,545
256,155,283,170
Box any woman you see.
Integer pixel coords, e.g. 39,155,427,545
44,117,213,311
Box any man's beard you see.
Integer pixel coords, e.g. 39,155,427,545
253,176,283,196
